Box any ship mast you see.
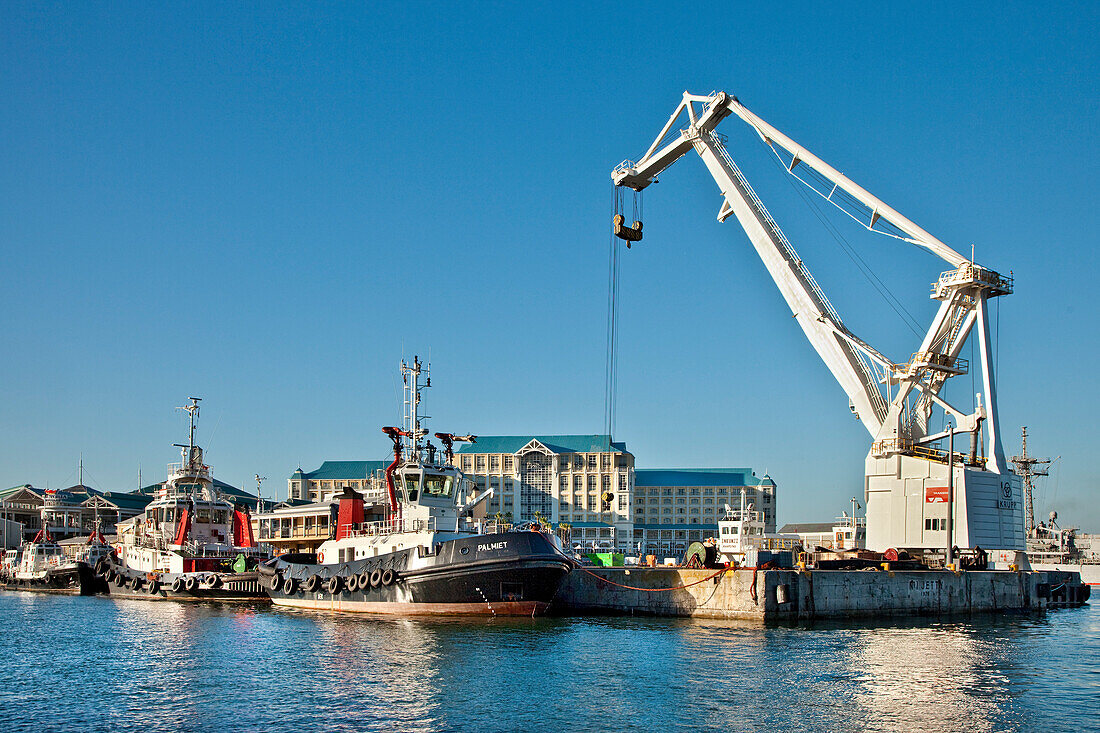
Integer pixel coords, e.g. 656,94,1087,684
1010,426,1050,533
402,357,430,458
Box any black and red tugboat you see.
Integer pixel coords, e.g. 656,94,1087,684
260,358,575,616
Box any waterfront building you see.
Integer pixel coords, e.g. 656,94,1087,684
0,479,252,542
283,444,777,557
81,491,152,534
287,461,388,502
0,485,86,541
453,435,635,551
253,461,390,553
632,469,777,557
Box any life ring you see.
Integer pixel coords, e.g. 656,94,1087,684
184,575,198,593
304,574,321,593
282,577,297,595
326,576,342,594
357,571,371,589
346,574,359,593
381,569,395,586
317,551,324,564
369,569,382,588
171,577,184,593
269,574,283,592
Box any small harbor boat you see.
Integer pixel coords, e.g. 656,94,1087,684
0,521,97,594
98,398,269,601
261,358,576,615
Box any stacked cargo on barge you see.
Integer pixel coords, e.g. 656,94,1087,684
261,357,575,615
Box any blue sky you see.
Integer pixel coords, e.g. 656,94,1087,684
2,3,1097,528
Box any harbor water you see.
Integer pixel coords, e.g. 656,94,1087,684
2,592,1097,732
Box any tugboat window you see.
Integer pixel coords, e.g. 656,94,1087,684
196,508,210,523
423,475,454,498
405,474,420,501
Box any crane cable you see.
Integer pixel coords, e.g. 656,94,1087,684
761,140,924,338
604,187,639,442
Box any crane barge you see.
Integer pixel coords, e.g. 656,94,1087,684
613,91,1024,555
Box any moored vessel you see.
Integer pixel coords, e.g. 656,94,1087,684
98,398,269,601
261,357,575,615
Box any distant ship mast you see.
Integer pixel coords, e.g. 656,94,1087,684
1010,426,1050,533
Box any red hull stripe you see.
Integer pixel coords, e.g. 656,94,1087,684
272,597,548,616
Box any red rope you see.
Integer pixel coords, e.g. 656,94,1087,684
576,565,728,592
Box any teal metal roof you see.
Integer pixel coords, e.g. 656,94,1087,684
0,484,37,500
634,469,768,487
290,460,388,481
454,435,627,455
88,492,153,510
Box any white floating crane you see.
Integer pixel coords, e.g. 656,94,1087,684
613,91,1024,553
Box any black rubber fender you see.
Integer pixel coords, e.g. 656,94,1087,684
114,574,127,587
207,574,222,589
171,577,184,593
304,574,321,593
326,576,342,594
346,574,359,593
147,579,160,594
268,573,283,592
282,577,297,595
357,571,370,589
381,569,395,586
184,575,198,593
369,569,382,588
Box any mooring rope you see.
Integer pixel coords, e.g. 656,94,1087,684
576,565,728,592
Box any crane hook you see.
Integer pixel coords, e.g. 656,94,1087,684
613,214,643,246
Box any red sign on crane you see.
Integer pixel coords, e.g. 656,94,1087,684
925,485,950,503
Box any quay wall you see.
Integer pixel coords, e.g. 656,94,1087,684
552,567,1077,620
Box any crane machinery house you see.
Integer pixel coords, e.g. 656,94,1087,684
613,91,1024,555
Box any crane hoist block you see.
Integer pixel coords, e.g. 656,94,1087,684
612,214,643,244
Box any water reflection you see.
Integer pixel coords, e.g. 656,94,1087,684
1,591,1096,733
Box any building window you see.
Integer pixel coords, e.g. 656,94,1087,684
476,456,486,472
618,494,627,511
490,455,500,472
587,454,597,470
462,456,472,471
503,455,513,472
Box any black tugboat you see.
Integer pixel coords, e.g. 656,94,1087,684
260,358,575,615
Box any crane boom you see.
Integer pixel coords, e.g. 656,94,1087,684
616,92,889,430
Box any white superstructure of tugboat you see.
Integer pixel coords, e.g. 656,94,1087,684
261,357,576,615
99,398,268,600
0,519,85,593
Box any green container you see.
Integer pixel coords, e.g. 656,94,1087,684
586,552,624,567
